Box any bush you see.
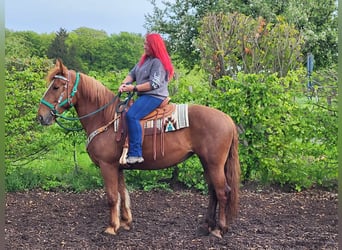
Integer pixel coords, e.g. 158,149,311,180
208,70,337,191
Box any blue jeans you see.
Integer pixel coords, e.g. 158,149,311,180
126,95,163,157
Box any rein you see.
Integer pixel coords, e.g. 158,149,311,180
40,71,121,131
86,92,134,148
57,96,119,121
40,69,135,145
54,96,120,132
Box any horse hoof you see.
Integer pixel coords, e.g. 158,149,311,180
210,229,223,239
104,227,117,235
196,225,210,236
120,221,131,231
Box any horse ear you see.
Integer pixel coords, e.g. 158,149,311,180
55,58,68,75
55,58,62,67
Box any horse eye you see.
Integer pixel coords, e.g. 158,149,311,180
52,85,59,90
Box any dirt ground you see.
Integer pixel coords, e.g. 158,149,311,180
5,183,337,250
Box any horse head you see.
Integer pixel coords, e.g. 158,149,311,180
37,58,80,125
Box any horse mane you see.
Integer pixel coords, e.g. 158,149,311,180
78,73,116,120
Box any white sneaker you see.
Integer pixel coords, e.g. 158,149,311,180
126,156,144,164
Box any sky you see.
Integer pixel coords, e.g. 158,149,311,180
5,0,161,35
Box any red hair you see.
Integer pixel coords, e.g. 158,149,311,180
139,33,174,80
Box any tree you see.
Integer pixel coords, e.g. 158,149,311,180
196,12,303,80
5,30,32,59
5,29,53,59
65,30,143,73
283,0,337,68
145,0,337,70
66,27,108,72
93,32,144,72
145,0,231,69
47,28,69,64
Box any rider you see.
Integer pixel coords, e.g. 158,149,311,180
118,33,174,164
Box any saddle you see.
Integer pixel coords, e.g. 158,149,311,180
116,97,176,164
141,97,175,135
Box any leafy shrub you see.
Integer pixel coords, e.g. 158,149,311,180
208,70,337,191
125,168,174,191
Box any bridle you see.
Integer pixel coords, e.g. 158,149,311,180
39,70,128,132
40,71,80,116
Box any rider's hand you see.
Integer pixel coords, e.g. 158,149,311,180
119,84,134,93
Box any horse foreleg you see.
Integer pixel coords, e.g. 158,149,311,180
100,163,121,235
118,170,132,231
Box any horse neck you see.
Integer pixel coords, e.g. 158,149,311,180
73,74,118,135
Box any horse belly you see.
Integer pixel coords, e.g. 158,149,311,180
139,129,193,169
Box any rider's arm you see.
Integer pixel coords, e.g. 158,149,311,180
121,75,134,85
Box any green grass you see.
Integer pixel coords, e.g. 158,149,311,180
6,142,103,192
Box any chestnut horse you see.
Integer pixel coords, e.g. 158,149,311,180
37,59,240,238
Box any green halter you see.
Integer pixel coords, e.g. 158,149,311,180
40,72,80,114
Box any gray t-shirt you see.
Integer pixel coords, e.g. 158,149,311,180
129,57,169,100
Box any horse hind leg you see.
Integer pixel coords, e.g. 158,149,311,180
197,182,217,236
210,151,240,237
211,183,232,238
199,166,229,238
212,132,240,238
203,162,230,238
208,186,228,238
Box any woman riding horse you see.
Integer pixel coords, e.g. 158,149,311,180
118,33,174,165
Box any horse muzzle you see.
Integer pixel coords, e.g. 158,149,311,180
37,112,55,126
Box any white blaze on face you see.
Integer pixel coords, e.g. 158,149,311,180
41,79,55,100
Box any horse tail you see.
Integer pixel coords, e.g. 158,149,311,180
225,124,240,221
